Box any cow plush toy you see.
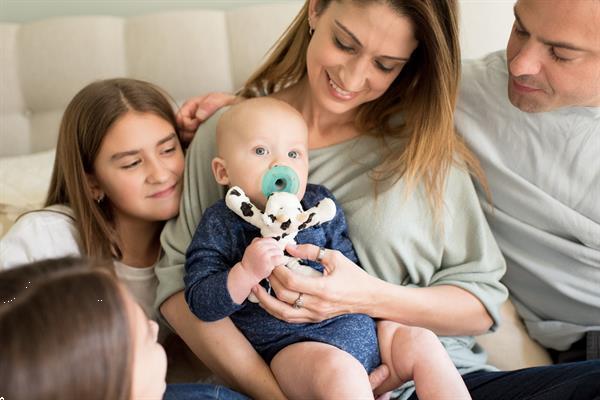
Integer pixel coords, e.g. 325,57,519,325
225,185,337,302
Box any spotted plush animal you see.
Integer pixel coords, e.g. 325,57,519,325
225,186,336,302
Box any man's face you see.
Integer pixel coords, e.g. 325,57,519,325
506,0,600,112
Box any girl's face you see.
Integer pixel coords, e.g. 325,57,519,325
90,111,184,225
306,0,418,115
124,287,168,400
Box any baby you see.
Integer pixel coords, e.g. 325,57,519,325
184,97,470,399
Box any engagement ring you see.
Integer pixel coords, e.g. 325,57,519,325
293,293,304,309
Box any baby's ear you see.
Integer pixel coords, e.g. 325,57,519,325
211,157,230,185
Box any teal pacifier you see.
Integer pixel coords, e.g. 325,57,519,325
261,166,299,198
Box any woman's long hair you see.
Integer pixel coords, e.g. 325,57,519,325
45,78,178,259
240,0,486,220
0,257,132,400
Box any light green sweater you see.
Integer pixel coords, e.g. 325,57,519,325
156,110,508,397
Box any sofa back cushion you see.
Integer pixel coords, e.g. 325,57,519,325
0,4,302,156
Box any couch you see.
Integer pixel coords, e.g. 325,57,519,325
0,1,552,379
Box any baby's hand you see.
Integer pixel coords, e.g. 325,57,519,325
241,238,285,283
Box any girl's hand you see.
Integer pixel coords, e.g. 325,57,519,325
176,92,239,144
251,243,378,323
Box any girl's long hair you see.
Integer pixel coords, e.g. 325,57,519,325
240,0,486,220
46,78,178,259
0,257,132,400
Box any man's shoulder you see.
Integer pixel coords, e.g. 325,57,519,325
461,50,507,94
462,50,506,75
457,50,515,127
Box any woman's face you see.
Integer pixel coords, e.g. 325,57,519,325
90,111,185,224
306,0,418,115
124,287,168,400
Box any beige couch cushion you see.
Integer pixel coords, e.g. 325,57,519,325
0,149,55,235
0,4,303,157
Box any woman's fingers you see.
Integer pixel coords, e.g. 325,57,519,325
369,364,390,391
270,264,327,297
252,285,316,323
285,244,335,274
269,272,302,304
285,243,324,261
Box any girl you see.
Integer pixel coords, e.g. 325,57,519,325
0,256,248,400
0,78,184,319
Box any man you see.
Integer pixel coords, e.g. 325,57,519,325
456,0,600,362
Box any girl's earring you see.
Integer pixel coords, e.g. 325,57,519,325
308,18,314,36
96,193,105,204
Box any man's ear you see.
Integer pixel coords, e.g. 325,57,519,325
86,173,104,201
212,157,230,185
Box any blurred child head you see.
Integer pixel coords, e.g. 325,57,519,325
0,257,167,400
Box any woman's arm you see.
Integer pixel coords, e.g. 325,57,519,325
254,167,508,336
256,248,491,336
161,292,287,400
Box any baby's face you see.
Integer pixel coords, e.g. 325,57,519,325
215,103,309,210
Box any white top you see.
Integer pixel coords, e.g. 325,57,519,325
0,205,159,320
456,50,600,350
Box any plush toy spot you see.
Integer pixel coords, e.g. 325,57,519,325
281,219,291,230
240,202,254,217
298,213,315,230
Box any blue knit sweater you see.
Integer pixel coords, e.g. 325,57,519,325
184,184,380,370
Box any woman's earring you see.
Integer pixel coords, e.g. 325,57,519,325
96,193,105,204
308,17,314,36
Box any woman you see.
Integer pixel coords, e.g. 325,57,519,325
0,257,248,400
159,0,600,399
0,78,185,319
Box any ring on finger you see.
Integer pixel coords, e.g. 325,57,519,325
293,293,304,309
316,247,326,263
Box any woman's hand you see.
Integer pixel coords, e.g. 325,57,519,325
252,243,379,323
176,92,239,144
369,364,392,400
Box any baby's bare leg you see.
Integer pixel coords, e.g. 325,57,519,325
377,321,471,399
270,341,374,400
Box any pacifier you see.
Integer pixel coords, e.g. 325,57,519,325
261,165,299,198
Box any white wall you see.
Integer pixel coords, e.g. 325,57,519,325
0,0,300,22
460,0,515,59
